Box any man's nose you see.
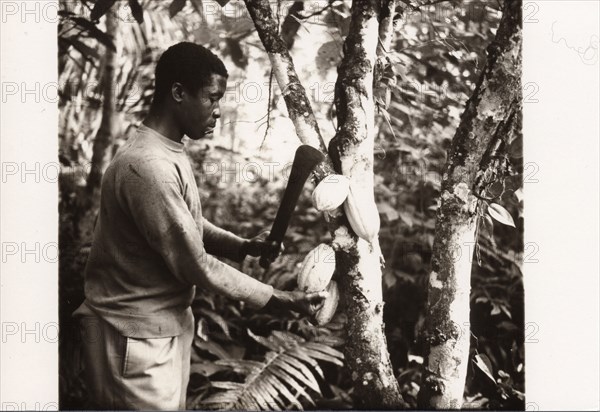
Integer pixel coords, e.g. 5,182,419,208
213,103,221,119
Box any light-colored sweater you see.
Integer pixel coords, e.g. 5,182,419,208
74,125,273,338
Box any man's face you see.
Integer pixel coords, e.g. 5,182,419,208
178,73,227,140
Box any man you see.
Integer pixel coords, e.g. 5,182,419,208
73,42,327,410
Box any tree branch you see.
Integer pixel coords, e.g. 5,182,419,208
244,0,329,157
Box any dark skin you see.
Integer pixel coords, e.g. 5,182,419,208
143,73,327,318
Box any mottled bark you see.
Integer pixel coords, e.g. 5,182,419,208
417,0,522,408
373,0,397,109
86,11,117,195
245,0,405,407
328,0,405,407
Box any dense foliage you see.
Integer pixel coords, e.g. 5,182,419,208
58,0,524,409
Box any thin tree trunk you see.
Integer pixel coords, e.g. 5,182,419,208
328,0,404,407
77,11,118,242
417,0,522,408
244,0,405,407
86,10,117,196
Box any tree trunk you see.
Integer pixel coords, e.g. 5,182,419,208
86,10,117,196
77,11,118,241
244,0,405,407
328,0,405,407
417,0,522,408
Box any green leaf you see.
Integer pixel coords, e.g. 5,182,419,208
269,365,314,405
62,36,100,62
245,387,269,410
194,339,231,360
248,329,280,352
377,201,399,222
509,135,523,158
278,355,321,393
255,379,282,410
487,203,516,227
189,0,204,16
128,0,144,23
70,17,116,51
196,318,208,340
199,307,232,338
514,188,524,202
487,180,504,198
90,0,118,21
500,305,512,319
169,0,187,18
204,330,334,410
212,381,244,390
216,359,263,374
491,304,502,316
315,40,342,74
481,214,494,238
190,361,228,377
399,211,414,228
302,347,344,367
263,372,303,409
287,348,324,379
271,330,305,344
303,342,344,363
473,354,496,384
201,391,239,405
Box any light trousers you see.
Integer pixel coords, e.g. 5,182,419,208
78,312,194,410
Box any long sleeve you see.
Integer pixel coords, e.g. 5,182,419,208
202,218,247,262
117,158,272,309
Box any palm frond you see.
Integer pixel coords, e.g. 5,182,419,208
198,329,344,410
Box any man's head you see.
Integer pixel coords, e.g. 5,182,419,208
152,42,228,140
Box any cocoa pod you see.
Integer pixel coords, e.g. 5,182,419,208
343,182,381,241
297,243,336,293
314,280,339,325
312,174,350,212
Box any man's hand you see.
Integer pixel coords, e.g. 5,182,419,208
264,289,328,317
242,231,284,262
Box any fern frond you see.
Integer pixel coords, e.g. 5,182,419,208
268,364,315,406
199,330,344,410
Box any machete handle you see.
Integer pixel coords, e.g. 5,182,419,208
258,234,278,269
258,249,275,269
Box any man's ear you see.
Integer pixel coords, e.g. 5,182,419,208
171,82,185,103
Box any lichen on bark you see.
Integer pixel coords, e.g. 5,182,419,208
418,0,523,408
244,0,405,407
329,0,405,407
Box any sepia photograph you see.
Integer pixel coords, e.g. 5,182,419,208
0,0,598,410
56,0,525,409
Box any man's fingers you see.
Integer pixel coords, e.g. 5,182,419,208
311,300,325,313
306,291,328,303
268,241,283,258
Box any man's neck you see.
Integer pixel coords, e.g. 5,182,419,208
143,106,184,143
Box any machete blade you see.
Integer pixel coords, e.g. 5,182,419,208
259,145,325,269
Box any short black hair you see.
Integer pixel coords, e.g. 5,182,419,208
152,42,228,103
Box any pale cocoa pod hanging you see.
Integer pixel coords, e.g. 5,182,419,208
297,243,336,293
314,280,339,326
311,174,350,212
343,182,381,241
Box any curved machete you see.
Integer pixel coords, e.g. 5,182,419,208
259,145,325,269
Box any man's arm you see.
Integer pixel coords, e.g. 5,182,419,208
202,218,247,262
203,219,283,264
117,158,272,308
